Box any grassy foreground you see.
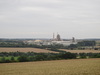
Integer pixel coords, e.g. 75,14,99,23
0,58,100,75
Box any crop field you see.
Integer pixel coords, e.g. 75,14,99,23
0,58,100,75
0,48,58,53
59,49,100,53
0,48,100,54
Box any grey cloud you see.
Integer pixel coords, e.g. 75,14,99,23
0,0,100,38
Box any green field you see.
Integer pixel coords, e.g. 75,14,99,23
0,56,18,61
0,58,100,75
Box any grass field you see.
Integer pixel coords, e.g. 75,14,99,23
0,48,58,53
59,49,100,53
0,56,18,61
0,58,100,75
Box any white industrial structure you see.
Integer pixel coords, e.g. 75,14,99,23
50,33,77,46
25,33,77,46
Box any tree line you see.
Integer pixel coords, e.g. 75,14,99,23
0,52,77,63
0,40,98,50
0,52,100,63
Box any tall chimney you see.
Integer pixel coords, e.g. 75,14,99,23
53,33,55,40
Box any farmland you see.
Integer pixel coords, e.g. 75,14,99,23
0,48,58,53
59,49,100,53
0,48,100,53
0,58,100,75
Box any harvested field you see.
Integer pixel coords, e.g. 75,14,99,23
0,48,58,53
0,58,100,75
59,49,100,53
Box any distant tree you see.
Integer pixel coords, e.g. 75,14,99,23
29,56,35,61
77,41,96,46
5,59,11,63
68,44,78,50
79,53,87,58
1,57,6,62
18,55,28,62
11,56,15,62
60,52,77,59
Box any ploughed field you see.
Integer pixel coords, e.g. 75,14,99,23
60,49,100,53
0,48,58,53
0,58,100,75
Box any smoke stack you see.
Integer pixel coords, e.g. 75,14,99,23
53,33,55,40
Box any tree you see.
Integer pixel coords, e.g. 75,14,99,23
11,56,15,62
1,57,6,63
18,55,28,62
60,52,77,59
77,41,96,46
79,53,87,58
68,44,77,50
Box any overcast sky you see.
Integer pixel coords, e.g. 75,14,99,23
0,0,100,39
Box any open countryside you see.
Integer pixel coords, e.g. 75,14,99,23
0,58,100,75
0,0,100,75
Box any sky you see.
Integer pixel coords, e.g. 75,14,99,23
0,0,100,39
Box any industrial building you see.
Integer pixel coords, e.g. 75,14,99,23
25,33,77,46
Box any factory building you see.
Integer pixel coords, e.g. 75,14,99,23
26,33,77,46
51,33,77,46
